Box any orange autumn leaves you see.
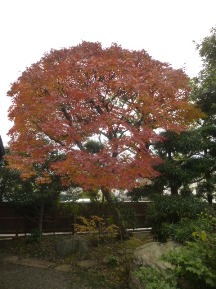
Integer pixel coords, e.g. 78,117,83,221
7,42,202,190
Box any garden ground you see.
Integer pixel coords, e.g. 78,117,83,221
0,232,152,289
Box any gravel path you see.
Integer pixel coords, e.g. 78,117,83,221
0,260,72,289
0,254,92,289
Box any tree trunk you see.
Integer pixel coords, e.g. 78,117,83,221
38,200,44,235
205,171,213,205
207,193,213,204
102,189,127,239
170,185,179,195
0,180,7,202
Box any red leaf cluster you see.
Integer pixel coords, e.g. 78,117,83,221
7,42,202,190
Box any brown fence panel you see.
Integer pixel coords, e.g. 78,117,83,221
0,202,152,235
120,201,153,228
0,203,26,235
42,216,74,233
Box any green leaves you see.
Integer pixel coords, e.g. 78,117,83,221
148,195,210,242
192,230,207,241
135,267,177,289
162,213,216,289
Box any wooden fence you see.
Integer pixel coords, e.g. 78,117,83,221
0,202,152,236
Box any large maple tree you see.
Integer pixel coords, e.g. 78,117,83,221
7,42,201,193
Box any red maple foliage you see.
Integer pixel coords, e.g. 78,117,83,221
7,42,201,191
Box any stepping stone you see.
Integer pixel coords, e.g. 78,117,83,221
3,255,19,263
55,264,71,272
20,258,55,268
76,260,98,268
117,248,134,255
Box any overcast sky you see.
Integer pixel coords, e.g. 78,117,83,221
1,0,216,145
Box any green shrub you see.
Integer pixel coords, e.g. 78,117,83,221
27,229,42,243
134,267,177,289
161,215,213,243
105,255,120,267
117,203,137,230
148,195,210,242
162,214,216,289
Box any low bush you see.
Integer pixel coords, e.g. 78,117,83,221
134,267,177,289
105,255,120,267
116,202,137,230
134,214,216,289
162,213,216,289
148,195,210,242
75,215,119,244
27,228,42,243
161,214,213,243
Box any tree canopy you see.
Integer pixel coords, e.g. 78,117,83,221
7,42,201,191
130,28,216,202
191,27,216,203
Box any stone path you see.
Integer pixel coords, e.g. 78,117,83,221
2,254,101,271
3,255,55,268
0,254,107,289
0,254,74,289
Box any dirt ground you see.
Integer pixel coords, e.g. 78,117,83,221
0,232,152,289
0,256,73,289
0,252,110,289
